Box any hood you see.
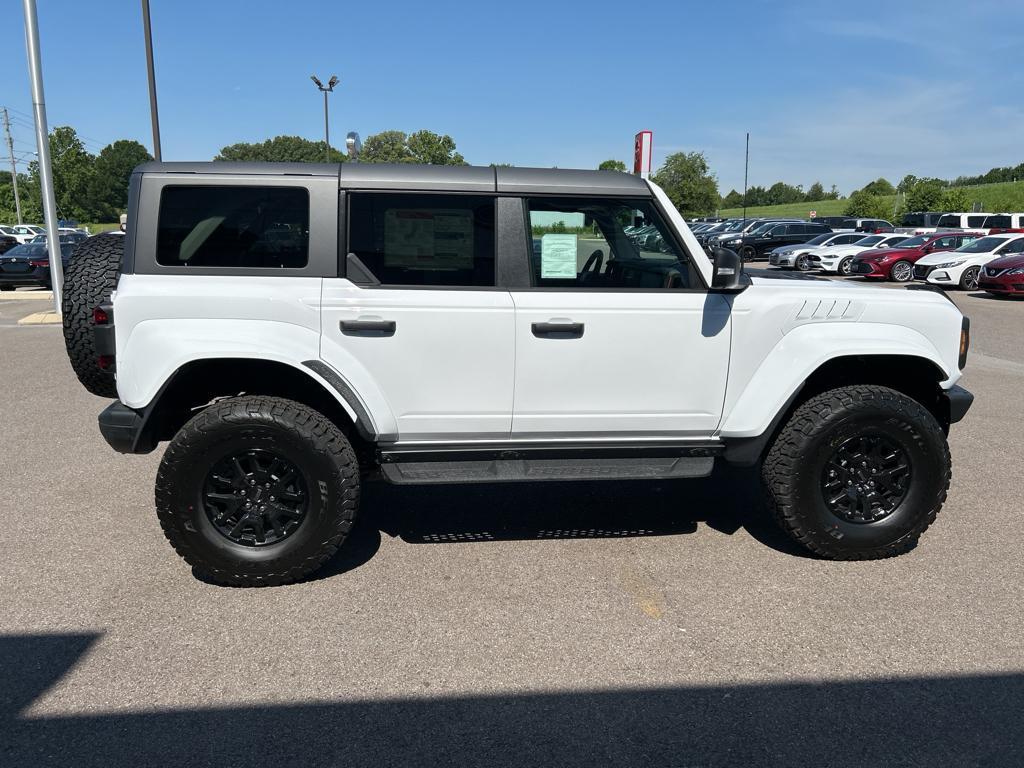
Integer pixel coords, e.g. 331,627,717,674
915,250,984,266
854,246,919,261
984,252,1024,270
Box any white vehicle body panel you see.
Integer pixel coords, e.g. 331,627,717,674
320,281,515,442
719,277,962,437
508,290,731,437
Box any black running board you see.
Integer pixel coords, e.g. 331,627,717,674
378,442,719,485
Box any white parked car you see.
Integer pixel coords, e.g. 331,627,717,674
808,234,911,275
768,232,868,271
934,212,995,234
914,233,1024,290
4,224,45,244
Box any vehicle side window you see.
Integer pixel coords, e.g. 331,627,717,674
347,193,495,287
157,186,309,268
936,236,957,248
967,216,987,227
526,197,698,290
787,224,805,235
839,234,862,244
999,238,1024,254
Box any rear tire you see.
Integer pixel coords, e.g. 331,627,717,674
155,396,360,587
61,234,123,398
762,385,949,560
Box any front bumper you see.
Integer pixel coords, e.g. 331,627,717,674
98,400,156,454
849,260,887,278
978,276,1024,293
769,253,797,267
943,384,973,424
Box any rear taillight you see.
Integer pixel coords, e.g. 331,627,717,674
29,259,48,267
93,306,110,325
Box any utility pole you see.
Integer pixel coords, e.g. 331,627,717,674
141,0,162,160
2,108,23,224
22,0,63,314
310,75,339,162
742,132,750,227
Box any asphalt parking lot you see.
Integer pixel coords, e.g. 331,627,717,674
2,280,1022,767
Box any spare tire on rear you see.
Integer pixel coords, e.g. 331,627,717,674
61,233,123,398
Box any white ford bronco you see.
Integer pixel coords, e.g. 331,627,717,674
60,162,973,586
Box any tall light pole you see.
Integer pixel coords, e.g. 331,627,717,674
310,74,338,163
22,0,63,314
141,0,162,160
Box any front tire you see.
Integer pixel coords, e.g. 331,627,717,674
890,260,913,282
155,396,359,586
959,266,980,291
795,254,813,272
838,256,854,276
762,385,949,560
740,246,757,262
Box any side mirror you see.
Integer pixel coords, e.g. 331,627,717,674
711,248,746,293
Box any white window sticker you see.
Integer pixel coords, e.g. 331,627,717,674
541,234,578,279
383,209,474,269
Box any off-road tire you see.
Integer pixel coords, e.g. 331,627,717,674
762,385,950,560
155,396,359,587
61,233,123,397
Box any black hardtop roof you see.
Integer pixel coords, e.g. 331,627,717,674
133,161,651,196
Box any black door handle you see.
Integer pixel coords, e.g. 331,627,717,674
532,322,584,339
340,319,396,336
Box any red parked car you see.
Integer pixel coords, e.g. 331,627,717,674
848,232,983,282
978,252,1024,297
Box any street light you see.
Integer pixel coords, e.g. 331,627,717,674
310,74,339,163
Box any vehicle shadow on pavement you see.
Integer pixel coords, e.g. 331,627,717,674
3,632,1022,767
338,464,807,560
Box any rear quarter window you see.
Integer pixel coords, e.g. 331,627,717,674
156,186,309,268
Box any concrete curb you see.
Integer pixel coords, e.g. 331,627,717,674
17,311,61,325
0,290,53,301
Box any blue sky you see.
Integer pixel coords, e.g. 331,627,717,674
2,0,1023,194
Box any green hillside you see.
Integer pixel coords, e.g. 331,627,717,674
719,180,1024,219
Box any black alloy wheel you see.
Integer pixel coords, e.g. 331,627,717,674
202,449,309,547
821,434,911,524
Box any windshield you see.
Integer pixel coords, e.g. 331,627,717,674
853,235,884,246
804,234,832,246
894,235,929,248
746,223,775,236
957,236,1009,253
880,236,908,247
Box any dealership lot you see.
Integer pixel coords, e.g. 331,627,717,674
2,281,1022,766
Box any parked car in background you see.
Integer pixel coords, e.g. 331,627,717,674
707,218,804,252
935,212,992,232
808,234,910,275
724,221,832,261
915,234,1024,290
701,218,760,249
5,224,45,244
0,239,79,290
899,212,947,233
978,251,1024,297
769,232,867,270
848,232,983,282
979,213,1024,234
811,217,894,233
0,234,18,255
29,232,89,247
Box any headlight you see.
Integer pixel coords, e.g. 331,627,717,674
1008,267,1024,276
933,260,966,269
726,239,741,246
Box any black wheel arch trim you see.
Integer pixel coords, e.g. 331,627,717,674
301,360,382,441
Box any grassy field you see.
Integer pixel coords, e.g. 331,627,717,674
80,222,120,234
719,180,1024,219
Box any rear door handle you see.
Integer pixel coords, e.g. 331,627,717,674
340,319,396,336
532,321,584,339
